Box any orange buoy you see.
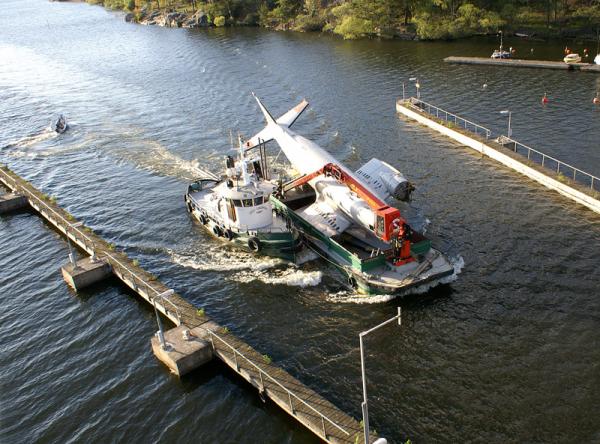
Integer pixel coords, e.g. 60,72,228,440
542,93,549,104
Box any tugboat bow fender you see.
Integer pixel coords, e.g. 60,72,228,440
248,237,261,252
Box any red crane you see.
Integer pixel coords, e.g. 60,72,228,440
284,163,413,263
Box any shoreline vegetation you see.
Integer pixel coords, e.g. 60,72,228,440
78,0,599,42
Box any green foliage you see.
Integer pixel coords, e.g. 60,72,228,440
132,259,140,266
258,2,271,26
91,0,599,39
333,15,374,39
414,3,505,40
221,326,229,334
196,308,205,316
293,13,325,31
262,354,272,364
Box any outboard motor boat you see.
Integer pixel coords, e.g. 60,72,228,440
51,115,68,134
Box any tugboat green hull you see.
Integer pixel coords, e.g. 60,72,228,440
185,192,302,262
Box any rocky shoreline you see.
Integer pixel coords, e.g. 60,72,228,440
124,9,210,29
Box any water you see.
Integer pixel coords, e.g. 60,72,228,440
1,1,599,442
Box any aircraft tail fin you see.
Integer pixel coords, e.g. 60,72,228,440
252,92,277,126
245,95,309,150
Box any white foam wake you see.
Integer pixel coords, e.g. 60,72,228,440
171,248,322,287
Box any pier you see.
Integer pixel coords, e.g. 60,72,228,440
444,56,600,73
0,164,371,444
396,98,600,214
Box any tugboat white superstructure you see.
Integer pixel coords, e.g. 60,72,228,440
185,139,301,261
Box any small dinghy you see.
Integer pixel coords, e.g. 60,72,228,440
185,138,302,261
51,114,68,133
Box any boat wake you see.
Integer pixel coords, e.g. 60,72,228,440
171,248,283,272
171,248,322,287
327,255,464,304
112,138,219,181
2,128,58,151
232,267,322,287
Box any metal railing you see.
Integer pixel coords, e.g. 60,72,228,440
0,166,97,254
0,165,182,324
497,136,599,192
406,98,492,139
203,328,351,440
104,251,181,324
2,165,352,440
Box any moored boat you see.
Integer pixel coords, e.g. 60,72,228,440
491,31,511,59
564,53,581,64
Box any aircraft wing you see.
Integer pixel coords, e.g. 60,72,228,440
298,202,351,237
244,98,309,150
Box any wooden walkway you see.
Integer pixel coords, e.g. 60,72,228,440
444,56,600,73
0,164,369,444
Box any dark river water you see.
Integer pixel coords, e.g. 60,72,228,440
1,1,600,442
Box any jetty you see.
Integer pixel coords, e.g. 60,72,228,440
444,56,600,73
0,163,373,444
396,98,600,214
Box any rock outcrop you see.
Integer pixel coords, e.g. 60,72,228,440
134,9,210,28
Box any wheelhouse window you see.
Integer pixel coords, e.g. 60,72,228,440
242,198,253,207
253,196,263,205
232,199,242,207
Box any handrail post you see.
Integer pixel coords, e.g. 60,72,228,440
288,392,294,414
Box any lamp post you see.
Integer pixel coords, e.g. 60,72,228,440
500,110,512,138
66,221,84,266
359,307,402,444
409,77,420,100
154,289,174,350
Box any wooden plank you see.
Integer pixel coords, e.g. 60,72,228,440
444,56,600,73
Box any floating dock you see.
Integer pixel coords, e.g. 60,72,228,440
396,98,600,214
444,56,600,72
0,164,371,444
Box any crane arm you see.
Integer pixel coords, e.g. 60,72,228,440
283,163,411,244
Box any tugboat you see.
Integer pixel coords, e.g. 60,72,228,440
185,139,302,261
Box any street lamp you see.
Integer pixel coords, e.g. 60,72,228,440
409,77,421,100
500,110,512,138
66,221,84,266
359,307,402,444
154,289,175,350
